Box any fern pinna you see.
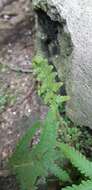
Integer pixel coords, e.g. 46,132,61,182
9,55,92,190
32,55,70,113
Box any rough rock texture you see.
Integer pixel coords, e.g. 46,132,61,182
0,0,35,71
33,0,92,127
0,0,44,177
0,64,48,176
0,0,35,173
0,1,48,179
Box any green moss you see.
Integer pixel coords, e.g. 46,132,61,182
0,63,8,72
0,89,17,112
33,0,48,12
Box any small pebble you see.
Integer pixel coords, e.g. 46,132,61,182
8,43,12,47
28,109,31,113
22,83,25,87
25,55,29,59
12,111,16,115
28,31,32,35
55,55,58,58
7,130,12,135
8,49,12,53
1,123,5,129
24,7,29,12
4,15,10,20
11,84,15,89
2,151,7,159
25,78,28,81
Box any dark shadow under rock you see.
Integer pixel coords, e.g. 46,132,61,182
0,176,19,190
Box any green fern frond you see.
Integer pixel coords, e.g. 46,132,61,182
9,55,71,190
50,163,71,182
14,161,46,190
9,121,45,190
37,111,59,151
9,111,60,190
9,121,42,166
33,55,69,112
58,143,92,179
62,180,92,190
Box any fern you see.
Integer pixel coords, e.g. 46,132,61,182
9,121,41,165
57,143,92,190
33,55,70,113
9,55,70,190
57,143,92,179
9,55,92,190
9,111,70,190
49,163,70,182
9,121,44,190
62,180,92,190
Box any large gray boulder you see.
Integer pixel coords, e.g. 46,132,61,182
33,0,92,127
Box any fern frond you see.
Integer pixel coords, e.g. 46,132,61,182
37,111,59,151
14,161,46,190
50,163,71,182
9,121,41,166
58,143,92,179
33,55,69,111
62,180,92,190
9,121,45,190
9,111,60,190
9,55,71,190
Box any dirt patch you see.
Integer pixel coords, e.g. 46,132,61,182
0,63,48,170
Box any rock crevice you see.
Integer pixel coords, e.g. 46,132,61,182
33,1,73,83
33,0,92,128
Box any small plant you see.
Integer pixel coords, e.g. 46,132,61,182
0,93,17,112
33,56,70,113
58,122,81,148
58,143,92,190
0,94,8,111
9,56,70,190
9,55,92,190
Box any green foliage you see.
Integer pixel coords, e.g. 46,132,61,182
58,122,81,148
33,55,70,113
78,127,92,156
58,143,92,179
62,180,92,190
0,93,17,112
9,55,92,190
9,121,43,190
9,111,70,190
0,95,8,111
58,143,92,190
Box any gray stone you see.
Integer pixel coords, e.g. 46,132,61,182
33,0,92,127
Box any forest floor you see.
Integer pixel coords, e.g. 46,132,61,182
0,1,45,188
1,61,92,190
0,60,34,190
0,3,92,190
0,55,48,189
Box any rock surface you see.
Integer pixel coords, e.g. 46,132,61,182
33,0,92,127
0,0,35,173
0,0,35,71
0,0,48,176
